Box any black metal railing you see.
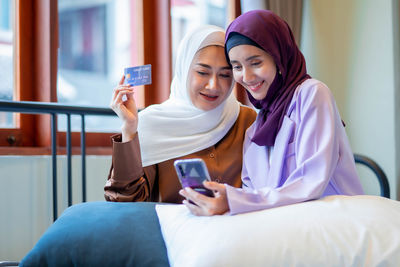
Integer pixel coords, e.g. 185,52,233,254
0,100,116,221
354,154,390,198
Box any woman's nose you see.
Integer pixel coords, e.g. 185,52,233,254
207,75,218,90
242,68,255,84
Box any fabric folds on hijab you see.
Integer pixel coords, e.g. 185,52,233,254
225,10,310,146
138,25,240,167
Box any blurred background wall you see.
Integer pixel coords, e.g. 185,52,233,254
301,0,399,199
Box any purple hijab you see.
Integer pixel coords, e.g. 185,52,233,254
225,10,310,146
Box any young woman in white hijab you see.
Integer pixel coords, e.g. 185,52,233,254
105,25,256,203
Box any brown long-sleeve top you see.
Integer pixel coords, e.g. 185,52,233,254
104,105,256,203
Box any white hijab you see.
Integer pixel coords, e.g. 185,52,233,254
137,25,240,167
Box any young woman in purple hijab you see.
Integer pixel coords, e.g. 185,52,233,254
180,10,364,215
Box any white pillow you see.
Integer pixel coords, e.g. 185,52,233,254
156,195,400,267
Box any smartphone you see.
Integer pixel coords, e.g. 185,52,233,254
174,158,214,198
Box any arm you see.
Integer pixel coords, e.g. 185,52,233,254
105,76,155,202
110,75,138,142
104,133,156,202
227,82,342,214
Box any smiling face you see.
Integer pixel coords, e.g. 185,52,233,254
187,45,233,111
228,44,277,100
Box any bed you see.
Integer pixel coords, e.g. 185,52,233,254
2,100,397,266
1,155,399,267
5,194,399,267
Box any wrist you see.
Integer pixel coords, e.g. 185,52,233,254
121,124,137,142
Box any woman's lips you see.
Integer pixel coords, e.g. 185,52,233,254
200,92,219,101
247,81,264,92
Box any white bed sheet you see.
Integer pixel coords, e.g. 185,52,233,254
156,195,400,267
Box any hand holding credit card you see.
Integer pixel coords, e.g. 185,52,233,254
124,64,152,86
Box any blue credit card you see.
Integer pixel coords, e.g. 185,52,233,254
124,64,152,86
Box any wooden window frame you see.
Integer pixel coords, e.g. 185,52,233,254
0,0,246,155
0,0,172,155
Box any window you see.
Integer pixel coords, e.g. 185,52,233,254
0,0,240,152
171,0,227,69
0,0,14,128
57,0,138,132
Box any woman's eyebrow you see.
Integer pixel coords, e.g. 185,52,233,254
245,55,261,61
196,63,231,70
196,63,212,69
230,55,261,65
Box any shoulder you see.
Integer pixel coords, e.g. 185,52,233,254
239,105,257,117
226,105,256,135
217,105,257,147
238,105,257,125
294,78,335,110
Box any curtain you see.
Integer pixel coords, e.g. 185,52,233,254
265,0,304,45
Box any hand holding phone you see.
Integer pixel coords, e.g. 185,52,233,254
177,159,229,215
174,159,214,198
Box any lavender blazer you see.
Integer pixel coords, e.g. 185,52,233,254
226,79,364,215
